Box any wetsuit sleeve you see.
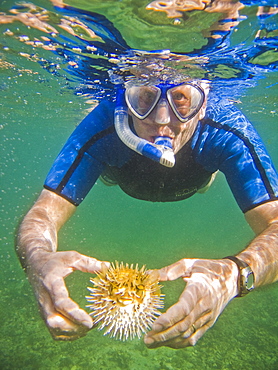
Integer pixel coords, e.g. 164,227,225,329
44,101,115,205
193,102,278,213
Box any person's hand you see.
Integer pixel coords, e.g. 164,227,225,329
144,258,238,349
26,250,110,341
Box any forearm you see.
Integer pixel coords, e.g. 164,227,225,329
15,189,76,270
237,221,278,287
16,205,58,269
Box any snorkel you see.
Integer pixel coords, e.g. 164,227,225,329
114,86,175,168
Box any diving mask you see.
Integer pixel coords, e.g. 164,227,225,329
114,81,205,168
125,82,205,123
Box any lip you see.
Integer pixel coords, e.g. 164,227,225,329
132,117,176,143
150,135,175,143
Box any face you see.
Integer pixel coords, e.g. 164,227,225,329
126,83,206,152
131,105,185,143
129,87,206,153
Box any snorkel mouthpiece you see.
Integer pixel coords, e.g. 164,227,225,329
152,136,175,168
139,136,175,168
114,87,175,168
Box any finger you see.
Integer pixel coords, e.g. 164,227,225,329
150,282,203,333
159,305,210,342
145,302,204,346
46,313,90,341
43,273,93,328
144,326,196,349
145,284,212,348
151,300,192,333
157,259,196,281
144,302,191,346
171,326,201,349
147,325,208,349
37,283,91,341
181,311,212,339
55,294,93,328
186,323,211,347
145,315,213,349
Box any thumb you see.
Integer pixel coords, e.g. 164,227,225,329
69,252,110,274
157,258,197,281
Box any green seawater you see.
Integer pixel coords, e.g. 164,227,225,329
0,0,278,369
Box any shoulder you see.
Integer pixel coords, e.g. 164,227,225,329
191,98,248,151
78,100,115,131
66,100,116,149
191,96,269,171
198,96,264,149
193,96,278,213
205,96,251,130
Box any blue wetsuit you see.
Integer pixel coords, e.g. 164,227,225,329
44,97,278,213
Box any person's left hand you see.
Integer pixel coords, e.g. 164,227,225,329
144,258,239,349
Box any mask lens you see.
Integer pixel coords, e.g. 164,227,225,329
167,84,204,122
125,86,160,119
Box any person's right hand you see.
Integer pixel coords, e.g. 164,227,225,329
26,249,110,341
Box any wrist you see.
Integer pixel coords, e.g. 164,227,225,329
224,256,255,297
24,248,53,274
17,235,56,271
220,258,240,299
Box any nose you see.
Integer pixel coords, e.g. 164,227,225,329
153,98,170,125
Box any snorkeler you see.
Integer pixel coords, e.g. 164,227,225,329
15,68,278,348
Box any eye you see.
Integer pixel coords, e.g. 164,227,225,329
139,89,156,103
172,92,190,108
136,88,158,110
172,92,188,102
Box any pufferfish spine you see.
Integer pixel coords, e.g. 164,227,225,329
86,261,164,341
